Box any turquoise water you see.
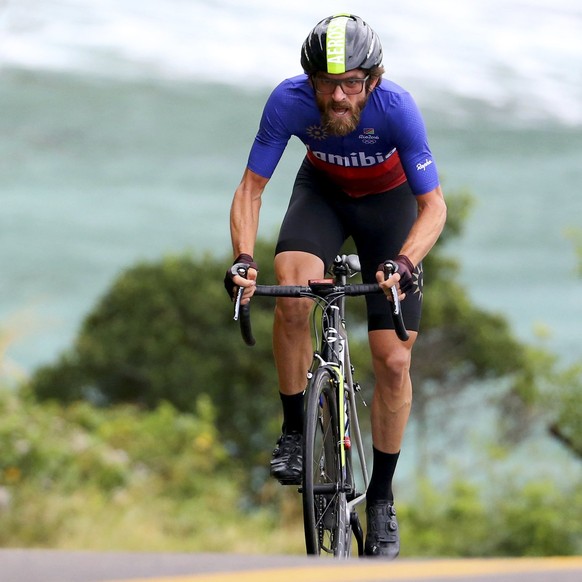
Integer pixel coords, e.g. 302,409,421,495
1,69,580,375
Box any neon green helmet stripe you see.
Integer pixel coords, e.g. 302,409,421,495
326,14,350,74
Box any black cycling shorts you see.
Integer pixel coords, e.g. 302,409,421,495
275,158,423,332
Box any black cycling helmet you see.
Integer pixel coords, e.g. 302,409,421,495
301,14,383,75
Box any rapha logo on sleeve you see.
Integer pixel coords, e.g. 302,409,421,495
416,159,433,171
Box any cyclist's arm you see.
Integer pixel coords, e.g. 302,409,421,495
384,91,445,264
399,185,447,266
230,79,299,265
375,186,446,300
229,167,269,296
230,167,269,258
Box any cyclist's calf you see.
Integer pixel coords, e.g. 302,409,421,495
369,330,416,451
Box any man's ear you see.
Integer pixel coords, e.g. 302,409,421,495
367,76,381,92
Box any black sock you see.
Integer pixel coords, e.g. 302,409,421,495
280,391,305,434
366,447,400,504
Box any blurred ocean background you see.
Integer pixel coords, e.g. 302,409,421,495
1,0,581,381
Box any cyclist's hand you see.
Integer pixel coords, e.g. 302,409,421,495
224,253,258,304
376,255,414,300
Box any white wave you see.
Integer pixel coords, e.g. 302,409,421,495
1,0,581,124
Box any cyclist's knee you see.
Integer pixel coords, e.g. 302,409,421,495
375,348,410,382
275,297,312,327
274,250,324,285
273,251,323,328
369,331,415,384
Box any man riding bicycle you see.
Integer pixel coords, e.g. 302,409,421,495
225,14,446,559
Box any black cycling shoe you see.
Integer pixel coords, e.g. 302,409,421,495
270,432,302,485
364,501,400,559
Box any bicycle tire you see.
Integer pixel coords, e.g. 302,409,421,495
302,367,351,557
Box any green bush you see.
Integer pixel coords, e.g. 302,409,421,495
28,246,283,466
26,192,582,515
399,477,582,557
0,389,226,497
0,387,297,551
2,386,580,555
27,194,534,470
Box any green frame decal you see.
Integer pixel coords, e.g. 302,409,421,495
335,364,347,470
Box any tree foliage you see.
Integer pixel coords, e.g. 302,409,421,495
400,478,582,556
15,188,582,556
0,388,287,552
27,191,582,467
29,248,282,466
2,386,580,555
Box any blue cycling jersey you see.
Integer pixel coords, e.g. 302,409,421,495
247,74,439,197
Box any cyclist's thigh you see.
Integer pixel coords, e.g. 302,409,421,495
276,158,347,270
350,182,423,332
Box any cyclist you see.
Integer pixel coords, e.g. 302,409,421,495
225,14,446,559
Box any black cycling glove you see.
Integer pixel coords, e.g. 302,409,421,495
378,254,415,294
224,253,258,300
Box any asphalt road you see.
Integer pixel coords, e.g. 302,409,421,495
0,549,582,582
1,550,582,582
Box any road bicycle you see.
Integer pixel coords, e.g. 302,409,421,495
232,254,407,558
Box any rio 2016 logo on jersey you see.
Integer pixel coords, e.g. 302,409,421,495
307,125,380,145
359,128,379,145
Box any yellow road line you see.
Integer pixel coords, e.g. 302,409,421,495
107,556,582,582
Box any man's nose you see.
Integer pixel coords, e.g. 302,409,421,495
332,83,346,99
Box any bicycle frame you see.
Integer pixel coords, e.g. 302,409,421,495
233,253,408,557
309,261,369,522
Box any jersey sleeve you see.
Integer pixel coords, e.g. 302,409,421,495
389,91,440,195
246,82,294,179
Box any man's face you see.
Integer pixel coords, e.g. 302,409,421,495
312,70,377,137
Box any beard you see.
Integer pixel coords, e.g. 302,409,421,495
317,95,366,137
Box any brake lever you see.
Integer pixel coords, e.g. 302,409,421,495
383,260,409,341
233,286,244,321
389,284,401,313
383,260,403,313
231,263,249,321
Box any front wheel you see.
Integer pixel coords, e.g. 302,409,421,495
302,367,351,556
